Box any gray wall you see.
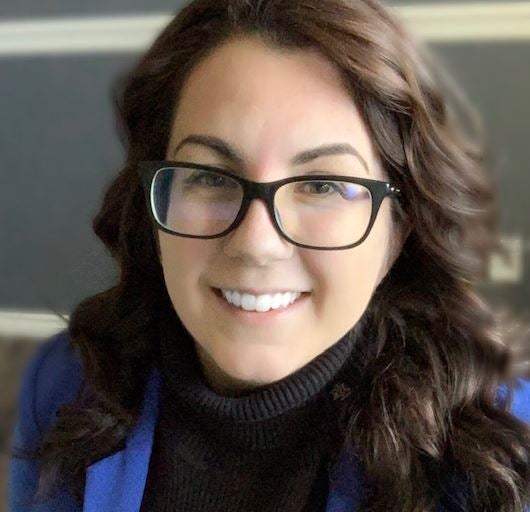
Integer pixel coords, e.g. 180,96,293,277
1,1,529,318
0,0,522,18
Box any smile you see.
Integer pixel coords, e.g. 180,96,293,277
220,289,302,312
212,288,310,317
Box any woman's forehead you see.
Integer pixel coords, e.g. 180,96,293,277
173,38,355,122
167,39,379,178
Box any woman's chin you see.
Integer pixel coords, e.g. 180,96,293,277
199,344,304,392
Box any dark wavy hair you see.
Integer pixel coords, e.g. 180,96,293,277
12,0,530,510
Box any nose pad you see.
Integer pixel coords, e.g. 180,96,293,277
238,199,277,235
222,198,292,263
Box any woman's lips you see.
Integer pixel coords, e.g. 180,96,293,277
210,287,310,325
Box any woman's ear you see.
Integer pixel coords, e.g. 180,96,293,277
152,227,162,261
393,220,412,263
377,220,412,287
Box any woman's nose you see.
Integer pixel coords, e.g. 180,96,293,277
222,198,293,265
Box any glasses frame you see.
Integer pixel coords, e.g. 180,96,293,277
137,160,401,251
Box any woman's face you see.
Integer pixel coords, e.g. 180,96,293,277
159,36,403,394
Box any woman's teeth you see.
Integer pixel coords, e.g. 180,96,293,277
220,289,302,312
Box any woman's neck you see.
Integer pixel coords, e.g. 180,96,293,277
193,341,268,397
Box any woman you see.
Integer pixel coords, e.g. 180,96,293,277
8,0,530,511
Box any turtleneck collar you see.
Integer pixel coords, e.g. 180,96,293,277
157,313,360,459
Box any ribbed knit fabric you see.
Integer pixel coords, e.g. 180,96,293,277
139,314,360,512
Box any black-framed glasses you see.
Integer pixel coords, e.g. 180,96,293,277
137,160,401,251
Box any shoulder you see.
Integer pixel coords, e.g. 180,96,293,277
8,328,85,511
505,377,530,424
328,379,530,509
12,328,85,449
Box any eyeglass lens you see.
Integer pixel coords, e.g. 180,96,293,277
151,167,373,248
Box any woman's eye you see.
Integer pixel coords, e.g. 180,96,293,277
301,182,339,195
187,172,226,187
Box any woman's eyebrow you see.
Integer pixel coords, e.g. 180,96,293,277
171,134,369,174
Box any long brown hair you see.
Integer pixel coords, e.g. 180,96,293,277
12,0,530,510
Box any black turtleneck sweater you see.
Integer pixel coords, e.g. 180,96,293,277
139,316,359,512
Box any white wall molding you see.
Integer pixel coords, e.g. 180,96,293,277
399,2,530,42
0,2,529,57
0,14,170,56
0,310,69,340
